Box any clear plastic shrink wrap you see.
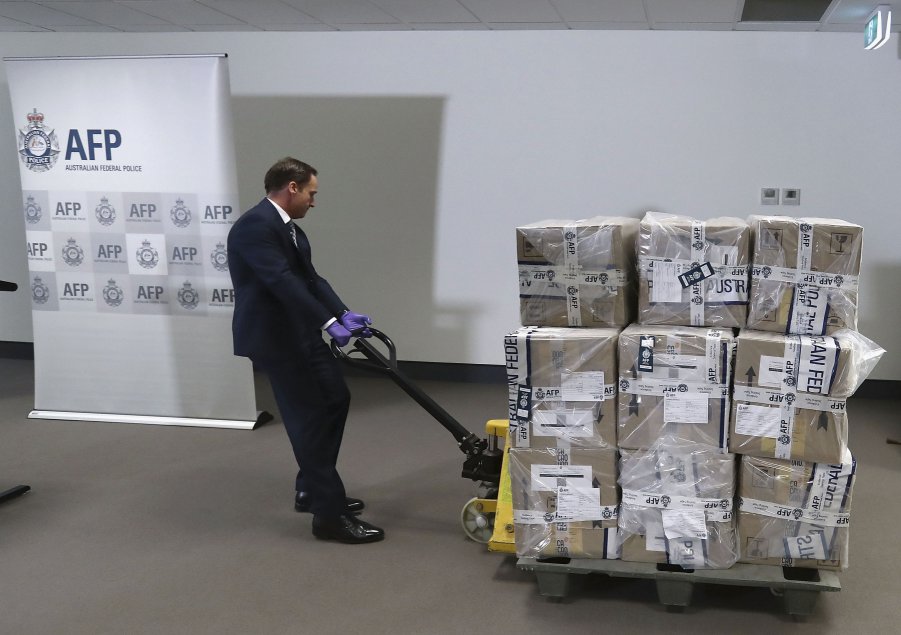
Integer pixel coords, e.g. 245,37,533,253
509,447,621,559
746,216,862,335
730,329,885,464
618,438,738,569
506,327,620,449
637,212,750,328
617,324,736,452
517,217,638,328
738,453,855,570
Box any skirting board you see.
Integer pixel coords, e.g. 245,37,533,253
28,410,272,430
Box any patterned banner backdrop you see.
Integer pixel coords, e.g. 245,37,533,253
5,55,258,429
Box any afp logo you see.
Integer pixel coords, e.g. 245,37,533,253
170,198,192,228
136,239,160,269
31,276,50,304
177,281,200,310
24,195,43,224
101,279,124,307
17,109,60,172
95,197,117,226
62,238,85,267
210,243,229,272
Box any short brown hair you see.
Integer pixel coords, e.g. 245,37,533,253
264,157,318,193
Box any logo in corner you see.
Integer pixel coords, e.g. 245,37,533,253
17,109,60,172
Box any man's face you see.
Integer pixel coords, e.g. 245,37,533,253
289,175,318,219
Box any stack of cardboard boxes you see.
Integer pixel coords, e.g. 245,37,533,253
507,212,884,573
508,218,637,559
619,212,745,568
732,216,882,570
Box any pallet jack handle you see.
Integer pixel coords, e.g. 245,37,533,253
331,328,502,484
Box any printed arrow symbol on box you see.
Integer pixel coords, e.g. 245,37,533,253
817,411,829,431
745,366,757,385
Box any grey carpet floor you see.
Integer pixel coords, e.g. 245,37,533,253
1,357,899,634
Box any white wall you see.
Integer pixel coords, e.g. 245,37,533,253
1,31,898,379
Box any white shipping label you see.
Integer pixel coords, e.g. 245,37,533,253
662,509,709,540
664,393,710,424
798,336,838,395
705,333,722,384
561,370,605,401
531,464,592,491
651,354,707,383
668,538,705,567
790,285,830,336
518,265,566,297
758,356,786,388
651,261,684,303
531,409,595,439
709,245,739,267
780,533,829,561
644,518,667,552
513,509,552,524
735,403,781,438
808,461,855,514
555,485,602,522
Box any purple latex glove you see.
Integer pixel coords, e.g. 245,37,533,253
340,310,372,337
326,322,352,347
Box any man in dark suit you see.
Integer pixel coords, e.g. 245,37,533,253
227,157,384,544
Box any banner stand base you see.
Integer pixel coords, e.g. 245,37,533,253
29,410,260,430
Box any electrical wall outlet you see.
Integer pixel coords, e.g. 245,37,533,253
782,188,801,206
761,188,779,205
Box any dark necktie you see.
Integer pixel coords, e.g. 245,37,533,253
288,222,298,249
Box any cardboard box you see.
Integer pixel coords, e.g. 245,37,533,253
517,217,638,327
617,324,735,452
618,444,738,569
510,447,621,559
729,329,884,463
637,212,750,328
737,454,855,570
747,216,862,335
506,326,620,449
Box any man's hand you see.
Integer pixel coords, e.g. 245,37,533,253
326,322,353,347
340,311,372,337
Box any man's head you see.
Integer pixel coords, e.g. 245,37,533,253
265,157,319,219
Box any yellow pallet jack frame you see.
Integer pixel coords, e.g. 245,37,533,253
460,419,516,552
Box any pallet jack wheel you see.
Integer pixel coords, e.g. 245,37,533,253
461,497,495,543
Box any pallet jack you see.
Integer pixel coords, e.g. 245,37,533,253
331,328,515,550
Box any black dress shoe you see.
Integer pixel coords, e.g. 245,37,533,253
295,492,365,514
312,514,385,544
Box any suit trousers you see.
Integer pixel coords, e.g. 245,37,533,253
259,337,351,517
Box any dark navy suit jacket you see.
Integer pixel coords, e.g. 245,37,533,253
227,198,347,362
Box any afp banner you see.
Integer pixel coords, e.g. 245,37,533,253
5,55,257,429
